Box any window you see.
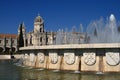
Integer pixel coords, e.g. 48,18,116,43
6,40,8,44
0,40,1,44
12,40,14,44
46,37,48,43
40,37,42,42
30,37,32,45
40,28,42,32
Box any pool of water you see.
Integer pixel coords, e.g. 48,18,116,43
0,60,120,80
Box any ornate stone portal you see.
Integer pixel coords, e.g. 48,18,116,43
49,52,58,64
84,52,96,66
106,52,119,66
64,52,75,65
37,53,45,63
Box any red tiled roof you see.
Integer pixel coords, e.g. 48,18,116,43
0,34,18,38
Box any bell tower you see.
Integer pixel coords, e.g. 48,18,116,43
34,15,44,33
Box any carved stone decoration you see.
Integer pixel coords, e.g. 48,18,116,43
37,53,45,63
24,54,29,61
21,54,25,60
18,54,25,65
29,53,35,63
84,52,96,66
64,53,75,65
106,52,119,66
49,52,58,64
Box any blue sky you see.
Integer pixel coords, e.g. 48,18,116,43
0,0,120,34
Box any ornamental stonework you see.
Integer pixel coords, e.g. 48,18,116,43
64,53,75,65
37,53,45,63
49,52,58,64
84,52,96,66
106,52,119,66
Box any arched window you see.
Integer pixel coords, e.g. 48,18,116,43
30,36,32,45
40,37,42,42
40,28,42,32
6,40,8,44
0,40,1,43
26,39,28,46
46,37,48,43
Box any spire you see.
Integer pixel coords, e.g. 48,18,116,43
22,22,25,26
38,13,40,16
21,22,26,29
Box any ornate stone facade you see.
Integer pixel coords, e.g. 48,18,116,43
19,15,86,46
0,15,85,53
19,15,55,46
0,34,18,53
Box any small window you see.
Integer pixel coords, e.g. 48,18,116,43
40,37,42,42
0,40,1,43
46,37,48,43
30,37,32,45
12,40,14,44
6,40,8,43
40,28,42,32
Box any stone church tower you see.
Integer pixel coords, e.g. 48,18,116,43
34,15,44,33
19,15,55,46
32,15,47,46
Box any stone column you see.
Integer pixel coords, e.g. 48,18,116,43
3,37,6,52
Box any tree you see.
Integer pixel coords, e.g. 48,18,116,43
18,24,24,47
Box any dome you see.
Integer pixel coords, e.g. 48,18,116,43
34,15,43,22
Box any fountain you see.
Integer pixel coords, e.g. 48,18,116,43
86,14,120,43
19,14,120,72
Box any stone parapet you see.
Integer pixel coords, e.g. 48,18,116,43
0,55,11,59
20,43,120,50
19,43,120,72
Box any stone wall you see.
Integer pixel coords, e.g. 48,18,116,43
81,56,100,72
35,53,48,69
103,56,120,72
21,51,120,72
0,55,11,59
61,54,80,71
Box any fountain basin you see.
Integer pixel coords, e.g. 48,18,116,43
19,43,120,72
20,43,120,50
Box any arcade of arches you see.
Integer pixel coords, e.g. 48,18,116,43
0,34,18,54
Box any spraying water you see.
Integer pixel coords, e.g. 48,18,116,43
54,14,120,44
55,27,85,44
86,14,120,43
